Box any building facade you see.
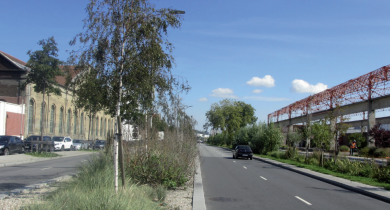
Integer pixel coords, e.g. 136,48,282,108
0,50,114,140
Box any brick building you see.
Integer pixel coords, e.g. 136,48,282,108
0,51,114,140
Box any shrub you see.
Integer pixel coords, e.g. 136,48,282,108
374,148,389,158
340,145,349,152
308,157,319,166
26,153,161,210
359,147,370,157
126,128,197,188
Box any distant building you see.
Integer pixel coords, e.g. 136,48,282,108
0,50,115,140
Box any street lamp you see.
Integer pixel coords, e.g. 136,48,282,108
170,10,185,14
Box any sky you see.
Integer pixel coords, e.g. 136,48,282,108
2,0,390,131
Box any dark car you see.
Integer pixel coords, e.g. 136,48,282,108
0,135,25,155
24,135,54,152
233,145,253,160
93,140,106,150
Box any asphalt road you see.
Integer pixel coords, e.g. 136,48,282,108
0,154,92,194
200,144,390,210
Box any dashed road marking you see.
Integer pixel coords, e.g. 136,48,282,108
41,167,51,170
260,176,267,180
295,196,312,205
233,161,236,163
81,160,87,162
243,166,247,169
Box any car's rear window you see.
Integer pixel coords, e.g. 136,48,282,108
0,136,11,143
73,140,81,143
239,146,251,149
96,140,106,144
53,137,64,142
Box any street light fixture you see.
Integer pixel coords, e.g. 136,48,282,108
170,9,185,14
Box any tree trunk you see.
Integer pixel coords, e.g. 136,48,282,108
118,115,125,189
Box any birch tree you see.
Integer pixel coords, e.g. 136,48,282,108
69,0,187,193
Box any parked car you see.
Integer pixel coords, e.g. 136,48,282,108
53,136,74,151
93,140,106,150
24,135,54,152
233,145,253,160
72,139,89,150
0,135,25,155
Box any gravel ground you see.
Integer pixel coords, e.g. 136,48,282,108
165,177,194,210
0,176,194,210
0,179,68,210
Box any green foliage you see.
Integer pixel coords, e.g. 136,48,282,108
21,37,64,96
209,122,283,154
70,0,189,120
348,133,366,148
340,145,350,152
204,99,257,146
373,148,390,158
126,129,197,188
311,120,332,150
26,153,161,209
359,147,370,157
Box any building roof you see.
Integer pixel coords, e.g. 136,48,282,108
0,51,28,70
0,50,78,87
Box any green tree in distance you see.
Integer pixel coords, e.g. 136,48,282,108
312,120,332,167
204,99,257,146
22,37,64,147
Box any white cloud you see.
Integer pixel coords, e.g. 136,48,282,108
243,96,289,101
210,88,239,99
291,79,327,94
246,75,275,87
199,97,208,102
252,89,263,94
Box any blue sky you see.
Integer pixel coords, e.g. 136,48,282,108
2,0,390,131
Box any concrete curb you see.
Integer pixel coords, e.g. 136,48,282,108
0,152,95,168
212,145,390,204
0,174,76,200
192,155,206,210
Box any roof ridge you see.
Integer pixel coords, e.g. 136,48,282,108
0,50,28,70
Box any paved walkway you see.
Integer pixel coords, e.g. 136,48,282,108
0,151,96,167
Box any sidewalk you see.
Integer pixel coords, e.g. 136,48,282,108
0,151,96,167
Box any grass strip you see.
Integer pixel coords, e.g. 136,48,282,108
25,152,61,158
254,154,390,191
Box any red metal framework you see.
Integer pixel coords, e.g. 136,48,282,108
268,65,390,123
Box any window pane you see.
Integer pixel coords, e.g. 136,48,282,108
67,110,71,134
80,113,84,135
96,117,98,136
74,111,77,135
59,108,63,134
28,100,34,133
50,105,55,133
40,104,45,133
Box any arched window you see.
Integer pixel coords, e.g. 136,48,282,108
80,113,84,135
50,105,55,133
40,102,46,133
91,116,95,137
100,118,103,136
67,109,71,134
96,117,99,136
59,107,63,134
104,119,107,137
28,100,34,133
74,111,78,135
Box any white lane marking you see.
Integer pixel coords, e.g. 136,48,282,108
295,196,312,205
233,161,236,163
81,160,87,162
260,176,267,180
243,166,247,169
41,167,51,170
